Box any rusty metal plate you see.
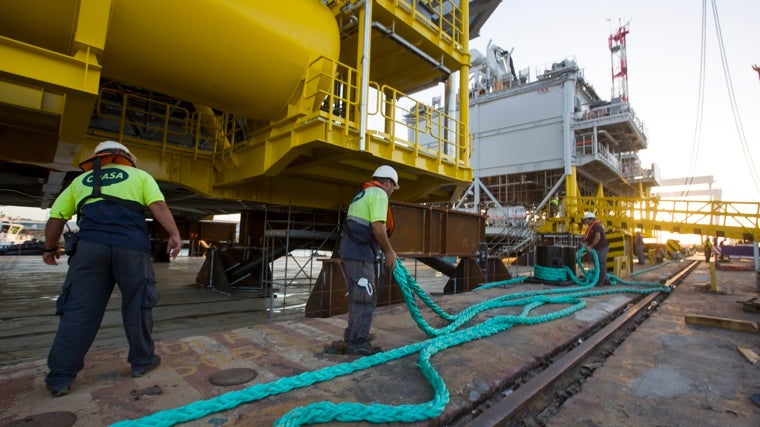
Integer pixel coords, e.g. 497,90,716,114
209,368,258,386
6,412,77,427
391,201,484,257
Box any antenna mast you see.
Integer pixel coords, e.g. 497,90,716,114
609,20,630,102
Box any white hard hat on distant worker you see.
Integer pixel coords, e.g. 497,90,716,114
583,212,596,220
95,140,137,165
373,165,400,189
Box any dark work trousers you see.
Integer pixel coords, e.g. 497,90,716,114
594,246,610,285
342,259,376,348
45,239,159,390
635,245,646,264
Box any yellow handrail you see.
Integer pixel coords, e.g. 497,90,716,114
561,196,760,240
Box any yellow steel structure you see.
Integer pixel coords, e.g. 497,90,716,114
0,0,473,211
100,0,341,120
566,196,760,242
539,168,760,242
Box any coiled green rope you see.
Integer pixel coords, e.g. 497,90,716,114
534,264,570,282
111,247,669,427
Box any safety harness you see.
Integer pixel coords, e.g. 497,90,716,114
78,151,135,172
75,154,144,223
340,180,395,256
583,218,601,243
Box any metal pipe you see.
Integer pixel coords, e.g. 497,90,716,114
371,22,452,77
357,0,372,152
459,0,470,165
416,257,457,277
444,75,455,154
563,74,577,176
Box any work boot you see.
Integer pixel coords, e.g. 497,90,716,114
46,383,71,398
325,340,348,355
131,355,162,377
347,344,382,356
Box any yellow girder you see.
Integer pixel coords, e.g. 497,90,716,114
539,197,760,241
536,167,760,241
1,0,473,211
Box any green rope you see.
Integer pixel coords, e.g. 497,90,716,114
480,245,598,291
631,259,679,276
111,247,669,427
534,264,570,282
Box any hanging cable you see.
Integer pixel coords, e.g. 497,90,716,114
710,0,760,195
684,0,709,197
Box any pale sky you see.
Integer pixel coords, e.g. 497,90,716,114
3,1,758,222
468,0,760,201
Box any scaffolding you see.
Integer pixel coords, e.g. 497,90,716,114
260,206,341,321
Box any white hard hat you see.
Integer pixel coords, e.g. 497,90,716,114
372,165,400,189
95,140,137,165
583,212,596,220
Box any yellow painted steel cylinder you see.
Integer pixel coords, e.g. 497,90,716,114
101,0,339,119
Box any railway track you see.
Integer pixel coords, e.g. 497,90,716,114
456,260,701,427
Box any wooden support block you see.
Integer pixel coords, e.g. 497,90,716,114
684,314,760,334
613,256,630,279
737,346,760,364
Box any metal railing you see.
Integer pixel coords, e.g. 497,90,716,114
93,87,245,158
383,85,465,164
394,0,464,45
574,136,620,170
303,56,467,166
302,57,360,136
574,103,648,140
568,196,760,241
94,56,468,177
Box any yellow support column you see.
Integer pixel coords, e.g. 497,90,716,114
709,259,718,293
458,1,470,166
566,167,577,213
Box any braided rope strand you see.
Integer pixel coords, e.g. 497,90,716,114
112,247,669,427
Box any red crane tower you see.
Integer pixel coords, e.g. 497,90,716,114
609,21,630,103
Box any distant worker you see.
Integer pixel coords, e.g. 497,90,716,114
713,237,720,262
338,165,399,356
581,212,610,286
703,237,713,263
719,239,727,261
550,197,559,217
655,247,665,263
189,232,210,257
634,232,646,265
41,141,182,397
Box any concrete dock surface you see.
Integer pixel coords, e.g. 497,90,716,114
1,255,758,426
549,260,760,427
